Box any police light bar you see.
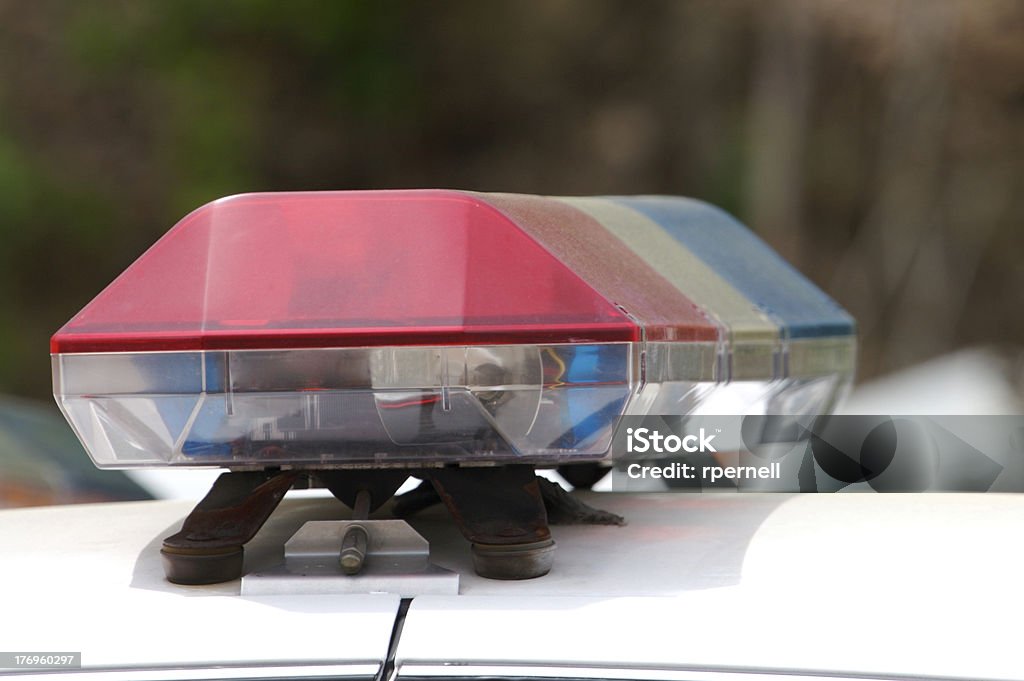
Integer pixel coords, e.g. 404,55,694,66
51,190,856,470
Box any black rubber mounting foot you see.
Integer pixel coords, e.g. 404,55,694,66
161,546,244,585
471,538,556,580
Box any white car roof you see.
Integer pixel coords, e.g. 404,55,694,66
1,492,1023,680
0,496,398,679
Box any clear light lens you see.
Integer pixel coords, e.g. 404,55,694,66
53,345,632,467
53,340,852,468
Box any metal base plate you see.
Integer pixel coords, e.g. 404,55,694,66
241,519,459,597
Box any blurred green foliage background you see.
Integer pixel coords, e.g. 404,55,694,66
1,0,1022,401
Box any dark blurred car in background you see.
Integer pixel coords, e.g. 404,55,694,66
0,396,151,507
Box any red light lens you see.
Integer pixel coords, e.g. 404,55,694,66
52,190,637,353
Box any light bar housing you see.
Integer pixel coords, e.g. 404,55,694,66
52,191,856,469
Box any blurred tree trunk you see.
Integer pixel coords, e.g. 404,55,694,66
747,0,818,265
